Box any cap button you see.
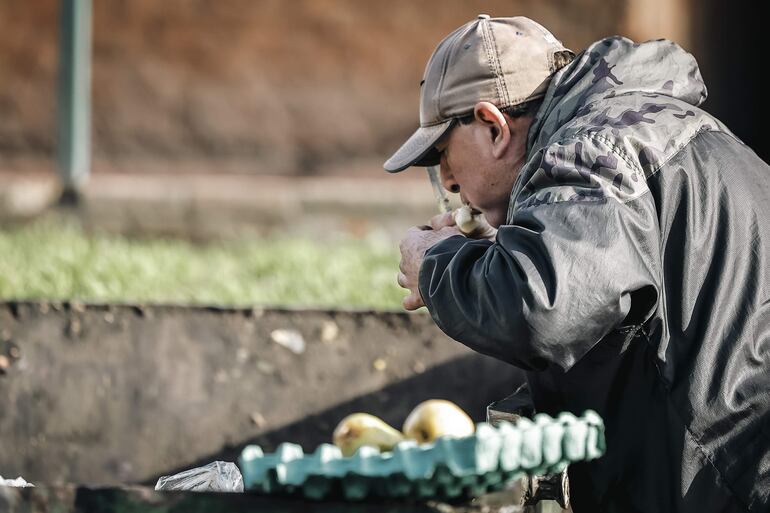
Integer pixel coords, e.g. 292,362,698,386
477,14,491,19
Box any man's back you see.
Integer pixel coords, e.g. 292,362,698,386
520,37,770,512
526,130,770,512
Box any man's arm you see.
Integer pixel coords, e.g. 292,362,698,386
419,143,660,372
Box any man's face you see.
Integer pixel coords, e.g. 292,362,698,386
435,110,533,228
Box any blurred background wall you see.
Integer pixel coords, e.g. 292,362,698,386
0,0,765,178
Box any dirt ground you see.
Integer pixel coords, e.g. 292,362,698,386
0,301,525,486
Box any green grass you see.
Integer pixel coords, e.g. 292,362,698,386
0,221,405,309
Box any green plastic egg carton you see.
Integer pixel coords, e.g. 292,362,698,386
238,410,604,501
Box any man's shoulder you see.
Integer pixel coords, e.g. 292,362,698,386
511,130,649,213
552,92,729,178
511,94,733,213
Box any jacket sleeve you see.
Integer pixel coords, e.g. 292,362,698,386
418,138,660,372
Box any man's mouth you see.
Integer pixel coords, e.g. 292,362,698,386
462,200,482,216
459,195,478,212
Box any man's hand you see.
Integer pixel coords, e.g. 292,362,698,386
398,214,463,311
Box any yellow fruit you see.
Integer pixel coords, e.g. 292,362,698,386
332,413,405,457
402,399,475,443
453,205,482,235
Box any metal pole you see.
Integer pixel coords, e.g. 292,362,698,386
56,0,92,201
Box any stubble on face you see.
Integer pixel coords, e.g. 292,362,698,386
438,114,533,228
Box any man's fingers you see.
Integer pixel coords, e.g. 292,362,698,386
398,271,424,310
397,222,459,312
397,271,409,289
402,292,425,311
430,211,456,230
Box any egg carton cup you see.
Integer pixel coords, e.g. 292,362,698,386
238,410,604,501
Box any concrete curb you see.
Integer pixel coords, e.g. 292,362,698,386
0,173,453,241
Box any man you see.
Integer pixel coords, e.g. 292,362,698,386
385,15,769,513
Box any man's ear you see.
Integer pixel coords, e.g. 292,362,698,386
473,101,510,159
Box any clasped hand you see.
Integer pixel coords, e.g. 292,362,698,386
397,211,496,311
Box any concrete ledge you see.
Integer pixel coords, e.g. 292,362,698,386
0,173,452,241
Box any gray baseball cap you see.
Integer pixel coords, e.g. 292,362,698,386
384,15,571,173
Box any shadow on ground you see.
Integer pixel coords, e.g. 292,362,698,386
145,353,525,485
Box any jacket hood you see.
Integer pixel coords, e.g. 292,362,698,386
528,37,708,153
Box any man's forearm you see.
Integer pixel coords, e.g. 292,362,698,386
419,200,658,373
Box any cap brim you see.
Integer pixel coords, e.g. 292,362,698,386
383,120,453,173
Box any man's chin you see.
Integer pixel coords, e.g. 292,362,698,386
483,210,506,229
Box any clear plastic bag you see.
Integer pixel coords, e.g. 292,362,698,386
0,475,34,488
154,461,243,492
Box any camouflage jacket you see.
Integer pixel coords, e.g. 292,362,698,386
419,37,769,512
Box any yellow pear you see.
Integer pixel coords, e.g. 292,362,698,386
332,413,405,457
402,399,475,443
453,204,482,235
